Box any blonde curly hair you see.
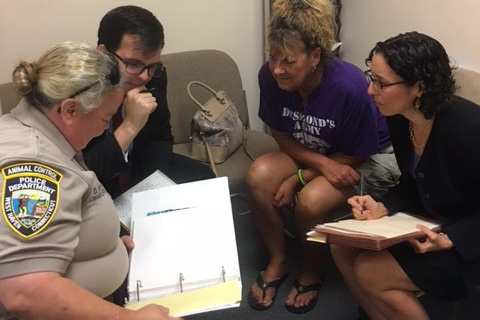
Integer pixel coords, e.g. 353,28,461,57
267,0,337,65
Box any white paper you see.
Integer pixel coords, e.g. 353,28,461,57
127,177,241,304
113,170,175,228
318,212,440,239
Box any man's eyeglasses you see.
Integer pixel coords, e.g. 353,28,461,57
110,51,164,78
364,70,405,91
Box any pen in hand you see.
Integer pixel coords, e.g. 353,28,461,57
359,173,364,214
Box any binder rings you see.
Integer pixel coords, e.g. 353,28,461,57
124,177,242,316
308,212,441,250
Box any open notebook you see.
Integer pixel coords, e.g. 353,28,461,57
124,177,242,317
307,212,441,250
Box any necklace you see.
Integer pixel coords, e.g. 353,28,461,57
408,120,433,150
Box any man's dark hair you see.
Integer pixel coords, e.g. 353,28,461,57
98,5,165,54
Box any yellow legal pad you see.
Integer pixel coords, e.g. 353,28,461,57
125,280,242,317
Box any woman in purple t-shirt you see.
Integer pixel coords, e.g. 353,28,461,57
246,0,399,314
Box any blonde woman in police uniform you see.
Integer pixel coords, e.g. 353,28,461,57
0,41,181,320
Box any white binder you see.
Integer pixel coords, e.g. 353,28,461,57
125,177,242,317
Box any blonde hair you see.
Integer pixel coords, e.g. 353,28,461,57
12,41,122,113
267,0,336,64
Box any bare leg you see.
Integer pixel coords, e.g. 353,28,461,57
332,245,430,320
331,245,389,320
355,250,429,320
246,151,297,308
285,176,355,309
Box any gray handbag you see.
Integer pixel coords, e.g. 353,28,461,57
187,81,244,174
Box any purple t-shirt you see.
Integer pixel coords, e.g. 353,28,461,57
258,58,390,157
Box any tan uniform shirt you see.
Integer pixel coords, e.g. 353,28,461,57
0,100,128,299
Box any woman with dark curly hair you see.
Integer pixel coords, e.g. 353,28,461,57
331,31,480,320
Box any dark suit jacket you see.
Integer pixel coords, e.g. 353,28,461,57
83,71,173,198
381,96,480,263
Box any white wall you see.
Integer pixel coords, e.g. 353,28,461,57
0,0,267,131
2,1,479,131
340,0,480,72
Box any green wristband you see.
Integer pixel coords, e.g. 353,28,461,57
297,169,307,186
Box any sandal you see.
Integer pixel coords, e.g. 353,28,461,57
247,272,287,311
284,279,321,314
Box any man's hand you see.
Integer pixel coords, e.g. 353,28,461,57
114,86,158,152
317,157,360,188
122,86,158,135
272,174,298,208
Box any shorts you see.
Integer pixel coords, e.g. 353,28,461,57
354,145,400,200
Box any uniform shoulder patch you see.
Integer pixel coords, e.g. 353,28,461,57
2,162,63,239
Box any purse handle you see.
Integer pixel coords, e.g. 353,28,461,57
187,81,226,116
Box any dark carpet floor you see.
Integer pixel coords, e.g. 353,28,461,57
185,197,480,320
186,208,358,320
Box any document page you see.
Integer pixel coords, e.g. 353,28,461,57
127,177,241,306
113,170,175,228
127,280,241,317
318,212,440,238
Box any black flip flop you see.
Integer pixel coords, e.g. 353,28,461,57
285,279,321,314
247,272,287,311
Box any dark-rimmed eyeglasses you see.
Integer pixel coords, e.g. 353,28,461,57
364,70,405,91
110,51,164,78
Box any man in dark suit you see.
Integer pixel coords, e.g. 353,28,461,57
83,5,214,199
